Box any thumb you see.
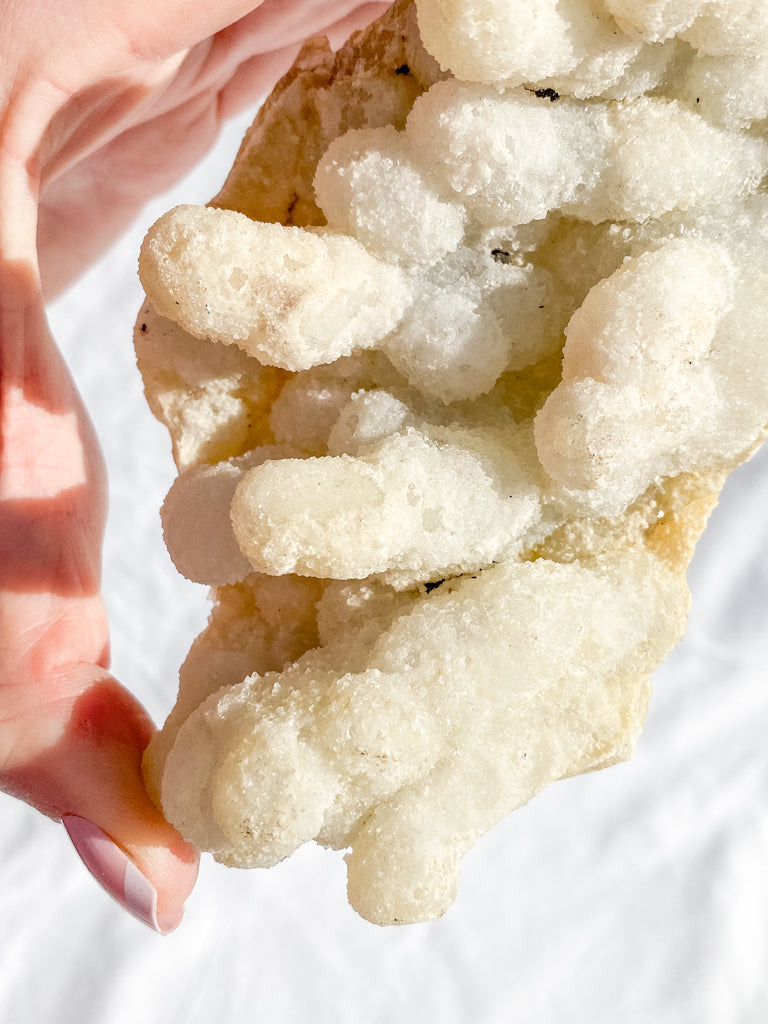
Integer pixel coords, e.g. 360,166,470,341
2,665,199,934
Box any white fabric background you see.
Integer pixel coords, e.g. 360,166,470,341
2,108,768,1024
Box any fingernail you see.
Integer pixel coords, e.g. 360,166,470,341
62,815,184,934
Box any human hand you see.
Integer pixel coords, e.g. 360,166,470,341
0,0,384,933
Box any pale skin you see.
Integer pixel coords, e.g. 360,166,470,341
0,0,385,928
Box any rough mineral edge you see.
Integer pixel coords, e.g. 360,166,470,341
134,300,286,469
134,0,768,925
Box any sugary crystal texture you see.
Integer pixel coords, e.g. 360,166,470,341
136,0,768,924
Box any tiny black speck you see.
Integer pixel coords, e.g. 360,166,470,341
534,88,559,101
424,579,446,593
491,248,513,264
395,63,410,75
140,323,147,332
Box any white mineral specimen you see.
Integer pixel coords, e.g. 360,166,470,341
382,248,557,401
230,426,541,583
604,0,705,42
162,550,686,924
313,125,466,265
414,0,642,89
405,82,768,226
140,206,412,371
161,448,292,587
137,0,768,926
534,237,736,514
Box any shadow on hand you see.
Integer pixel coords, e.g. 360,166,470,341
1,257,107,599
0,676,152,817
0,487,102,596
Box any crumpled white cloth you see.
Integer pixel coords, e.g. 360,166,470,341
2,110,768,1024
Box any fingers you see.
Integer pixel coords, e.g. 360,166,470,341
1,663,199,933
110,0,382,63
0,264,197,933
215,1,390,119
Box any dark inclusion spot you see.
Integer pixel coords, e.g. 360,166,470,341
491,248,513,264
395,64,410,75
534,88,560,101
424,570,482,595
424,579,446,593
140,323,147,332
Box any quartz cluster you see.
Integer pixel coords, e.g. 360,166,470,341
136,0,768,924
